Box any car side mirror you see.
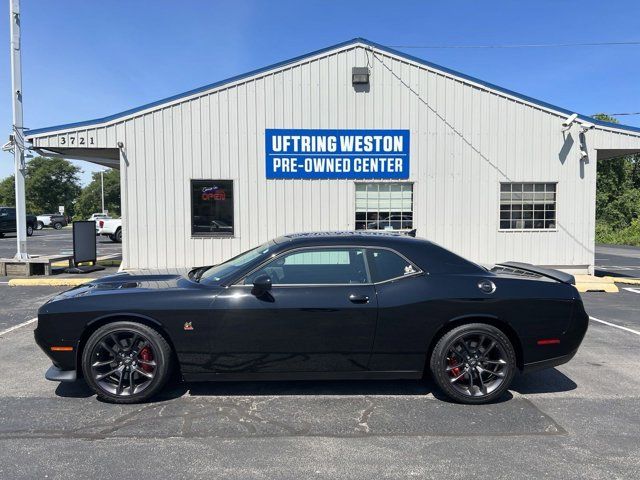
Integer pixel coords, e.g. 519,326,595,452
251,274,272,296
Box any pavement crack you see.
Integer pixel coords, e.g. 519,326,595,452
355,397,376,434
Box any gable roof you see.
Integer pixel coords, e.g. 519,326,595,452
26,37,640,137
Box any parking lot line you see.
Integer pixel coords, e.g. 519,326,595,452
0,317,37,337
589,316,640,336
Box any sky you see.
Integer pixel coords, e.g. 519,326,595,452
1,0,639,184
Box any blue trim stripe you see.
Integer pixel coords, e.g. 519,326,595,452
26,37,640,137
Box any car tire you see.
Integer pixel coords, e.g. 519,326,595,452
36,221,44,230
114,228,122,243
53,222,62,230
26,225,34,237
429,323,516,404
108,234,116,241
82,321,173,404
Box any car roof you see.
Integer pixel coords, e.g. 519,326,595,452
274,231,426,247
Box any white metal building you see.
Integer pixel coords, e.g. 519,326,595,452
25,38,640,273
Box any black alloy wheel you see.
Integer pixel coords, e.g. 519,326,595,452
82,322,172,404
53,222,63,230
26,225,34,236
430,323,516,404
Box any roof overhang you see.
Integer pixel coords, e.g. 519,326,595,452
24,37,640,147
32,147,119,169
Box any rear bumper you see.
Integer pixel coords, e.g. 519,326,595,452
45,365,77,382
522,348,578,373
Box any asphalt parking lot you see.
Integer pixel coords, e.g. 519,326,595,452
0,227,121,261
0,245,638,479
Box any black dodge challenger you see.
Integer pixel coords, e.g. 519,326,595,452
35,232,588,404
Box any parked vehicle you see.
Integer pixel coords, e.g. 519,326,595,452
35,231,588,404
36,214,67,230
0,207,36,237
97,218,122,243
88,213,111,222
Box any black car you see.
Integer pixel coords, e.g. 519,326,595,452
0,207,37,237
35,232,588,404
37,213,67,230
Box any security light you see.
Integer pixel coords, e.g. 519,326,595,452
562,113,578,131
352,67,370,85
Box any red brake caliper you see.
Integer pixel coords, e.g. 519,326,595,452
138,346,154,373
448,356,462,380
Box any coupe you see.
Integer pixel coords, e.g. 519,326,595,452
35,232,588,404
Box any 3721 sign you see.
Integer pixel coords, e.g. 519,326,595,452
59,136,95,146
265,129,410,179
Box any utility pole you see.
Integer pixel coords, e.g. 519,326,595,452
100,170,105,213
9,0,28,259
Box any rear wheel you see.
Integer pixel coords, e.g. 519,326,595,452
114,228,122,243
53,222,63,230
36,221,44,230
429,323,516,404
81,322,173,404
26,225,34,236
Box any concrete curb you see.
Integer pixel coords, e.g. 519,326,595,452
573,274,640,293
8,278,95,287
603,276,640,285
574,274,618,293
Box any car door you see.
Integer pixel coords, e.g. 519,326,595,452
0,208,16,233
365,247,431,373
208,246,378,374
0,208,8,232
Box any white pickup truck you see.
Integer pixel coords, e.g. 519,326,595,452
97,218,122,243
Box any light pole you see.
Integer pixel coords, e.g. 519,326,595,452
9,0,28,259
100,170,105,214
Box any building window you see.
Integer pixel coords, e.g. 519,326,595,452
191,180,234,236
355,183,413,231
500,182,556,230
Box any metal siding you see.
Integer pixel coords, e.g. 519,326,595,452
24,45,640,271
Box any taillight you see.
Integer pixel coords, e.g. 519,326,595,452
99,220,104,228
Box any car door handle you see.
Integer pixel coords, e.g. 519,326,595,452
349,294,369,304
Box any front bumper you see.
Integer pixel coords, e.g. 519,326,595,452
45,365,77,382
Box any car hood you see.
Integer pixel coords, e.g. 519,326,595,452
47,271,194,301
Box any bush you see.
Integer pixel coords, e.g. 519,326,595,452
596,219,640,246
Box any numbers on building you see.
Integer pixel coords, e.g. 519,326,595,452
59,136,95,146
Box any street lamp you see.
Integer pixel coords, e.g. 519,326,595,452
100,170,106,214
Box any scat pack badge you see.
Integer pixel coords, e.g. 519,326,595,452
183,322,194,331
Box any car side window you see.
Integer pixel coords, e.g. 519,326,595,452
366,248,419,283
244,248,369,285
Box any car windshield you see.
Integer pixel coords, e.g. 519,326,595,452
198,241,276,285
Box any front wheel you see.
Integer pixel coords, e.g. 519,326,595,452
429,323,516,404
81,322,173,404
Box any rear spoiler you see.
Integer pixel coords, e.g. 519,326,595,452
495,261,575,285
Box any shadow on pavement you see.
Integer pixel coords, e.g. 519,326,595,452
54,371,575,402
510,368,577,394
594,268,635,278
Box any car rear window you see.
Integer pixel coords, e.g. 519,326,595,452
366,248,419,283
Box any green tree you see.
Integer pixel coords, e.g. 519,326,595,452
75,169,121,220
593,113,640,243
0,156,81,215
0,175,15,206
25,156,82,215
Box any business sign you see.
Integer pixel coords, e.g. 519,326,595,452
265,129,410,179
